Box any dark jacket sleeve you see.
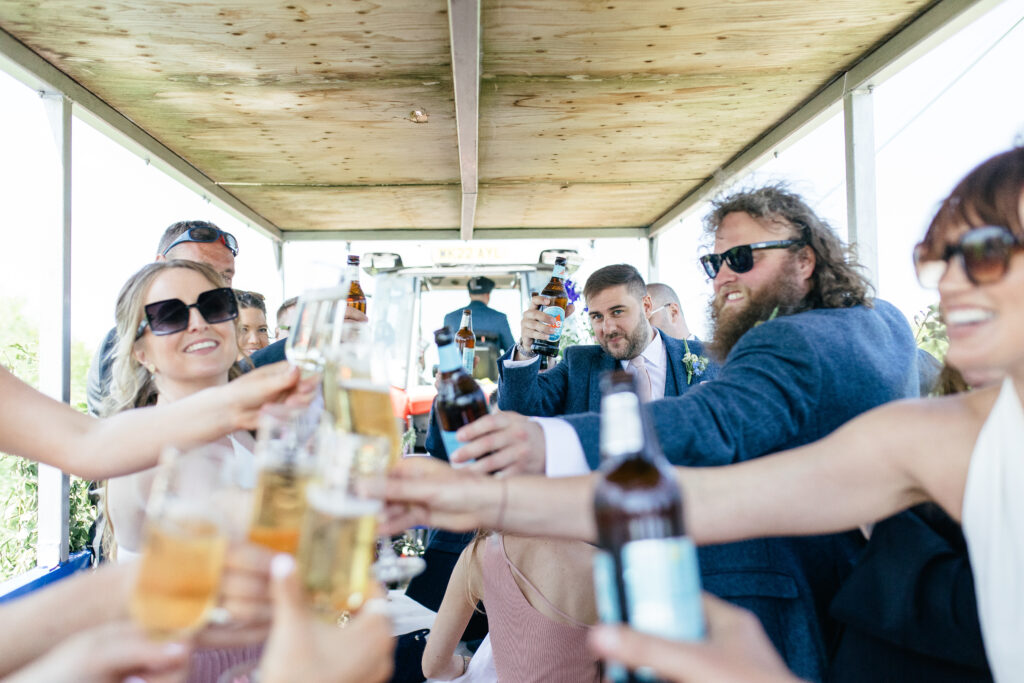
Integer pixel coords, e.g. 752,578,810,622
828,506,990,670
495,346,573,417
564,319,823,469
251,338,287,367
86,327,119,416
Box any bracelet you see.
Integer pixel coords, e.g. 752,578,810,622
496,479,509,531
516,341,537,359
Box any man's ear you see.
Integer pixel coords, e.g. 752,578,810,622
797,245,816,282
642,294,653,316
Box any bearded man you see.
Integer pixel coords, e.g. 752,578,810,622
496,263,716,417
446,185,920,681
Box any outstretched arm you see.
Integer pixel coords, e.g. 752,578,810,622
421,544,481,680
0,362,315,480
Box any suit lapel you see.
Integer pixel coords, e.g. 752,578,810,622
661,332,687,397
588,352,620,410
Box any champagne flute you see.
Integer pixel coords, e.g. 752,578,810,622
130,444,237,638
247,404,319,554
296,430,390,623
286,283,350,376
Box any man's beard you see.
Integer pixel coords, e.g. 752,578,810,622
599,318,652,360
707,260,808,362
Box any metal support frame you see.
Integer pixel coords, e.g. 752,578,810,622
647,0,999,238
447,0,481,241
844,87,879,288
283,227,647,242
37,91,72,568
647,234,660,283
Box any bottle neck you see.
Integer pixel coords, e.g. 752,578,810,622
438,341,462,373
346,263,360,283
599,390,647,462
460,313,472,331
551,263,567,281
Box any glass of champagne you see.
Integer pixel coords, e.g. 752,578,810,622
130,444,237,638
286,282,351,376
296,430,390,623
247,404,319,554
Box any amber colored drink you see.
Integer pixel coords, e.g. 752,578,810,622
327,376,403,467
131,517,227,637
297,488,381,619
248,467,312,554
346,255,367,314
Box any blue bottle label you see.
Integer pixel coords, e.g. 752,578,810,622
438,342,462,373
441,429,474,468
462,347,475,374
593,537,705,680
543,306,565,342
552,263,567,280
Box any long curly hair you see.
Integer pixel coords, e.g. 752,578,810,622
102,259,242,417
704,184,874,309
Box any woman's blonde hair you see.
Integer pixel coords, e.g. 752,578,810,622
101,259,241,417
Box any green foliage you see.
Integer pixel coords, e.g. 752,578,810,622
0,297,97,580
913,302,949,362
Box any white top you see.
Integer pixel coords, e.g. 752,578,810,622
961,377,1024,683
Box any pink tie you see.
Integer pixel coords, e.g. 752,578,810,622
629,356,653,403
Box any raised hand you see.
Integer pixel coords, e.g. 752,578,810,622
588,594,799,683
517,294,575,357
448,411,547,476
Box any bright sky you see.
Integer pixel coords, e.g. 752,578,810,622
1,0,1022,352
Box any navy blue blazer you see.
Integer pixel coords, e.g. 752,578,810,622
557,300,919,682
442,300,515,355
496,331,717,415
250,337,287,367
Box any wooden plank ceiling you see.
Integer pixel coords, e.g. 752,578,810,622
0,0,934,237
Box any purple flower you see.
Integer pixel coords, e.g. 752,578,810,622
565,278,580,305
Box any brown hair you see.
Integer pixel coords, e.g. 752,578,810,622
918,147,1024,256
156,219,223,255
583,264,647,304
704,184,873,309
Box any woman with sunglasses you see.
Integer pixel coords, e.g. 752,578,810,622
102,259,263,682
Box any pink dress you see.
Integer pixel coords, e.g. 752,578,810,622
481,535,601,683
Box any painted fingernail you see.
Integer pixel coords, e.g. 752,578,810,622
271,553,295,579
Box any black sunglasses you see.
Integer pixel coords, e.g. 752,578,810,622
161,223,239,257
700,240,805,279
136,287,239,339
914,225,1023,289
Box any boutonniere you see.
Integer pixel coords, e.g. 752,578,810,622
681,339,709,385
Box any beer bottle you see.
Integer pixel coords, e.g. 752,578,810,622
592,370,704,683
455,309,475,375
434,327,489,467
532,256,568,358
346,255,367,314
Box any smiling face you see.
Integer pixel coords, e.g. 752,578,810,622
238,306,270,355
587,284,654,360
938,192,1024,380
133,267,238,399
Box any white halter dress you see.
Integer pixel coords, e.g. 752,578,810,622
961,377,1024,683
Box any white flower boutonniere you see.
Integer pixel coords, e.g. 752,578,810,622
681,339,709,385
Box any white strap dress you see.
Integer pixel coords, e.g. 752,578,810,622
961,377,1024,683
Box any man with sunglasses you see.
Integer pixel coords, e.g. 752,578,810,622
446,185,921,681
646,282,695,340
86,220,239,415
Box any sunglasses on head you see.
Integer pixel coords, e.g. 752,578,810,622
136,287,239,339
162,223,239,257
699,239,805,279
914,225,1023,289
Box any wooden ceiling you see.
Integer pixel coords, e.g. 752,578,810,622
0,0,949,238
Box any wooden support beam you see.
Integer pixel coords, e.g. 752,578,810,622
448,0,481,240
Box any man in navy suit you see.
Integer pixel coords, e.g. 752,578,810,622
497,264,716,417
442,276,515,355
446,185,921,681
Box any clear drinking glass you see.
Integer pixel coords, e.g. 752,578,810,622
247,404,320,554
130,444,238,638
296,430,391,623
286,282,351,375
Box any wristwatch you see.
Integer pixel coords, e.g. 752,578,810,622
516,340,537,359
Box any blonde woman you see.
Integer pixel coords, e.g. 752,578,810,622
103,259,260,682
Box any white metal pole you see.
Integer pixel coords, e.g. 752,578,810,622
37,91,72,568
844,86,880,290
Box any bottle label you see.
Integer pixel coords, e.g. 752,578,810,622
543,306,565,342
440,429,474,468
593,537,704,643
438,343,462,373
462,347,475,375
552,263,567,280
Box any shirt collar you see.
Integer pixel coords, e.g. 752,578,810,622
619,328,664,369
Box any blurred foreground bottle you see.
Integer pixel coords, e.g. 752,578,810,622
434,326,488,467
592,370,704,683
